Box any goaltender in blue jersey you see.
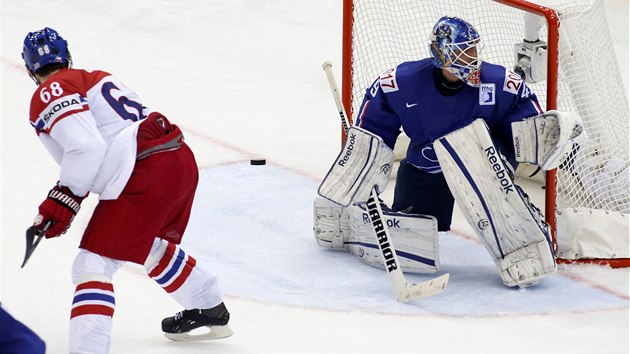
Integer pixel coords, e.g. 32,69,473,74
355,18,543,231
357,60,543,170
316,16,583,288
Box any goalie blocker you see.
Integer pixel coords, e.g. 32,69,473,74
313,196,440,273
315,126,442,273
318,126,393,207
434,118,557,288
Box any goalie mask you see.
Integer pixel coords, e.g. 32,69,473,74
22,27,72,84
430,16,482,87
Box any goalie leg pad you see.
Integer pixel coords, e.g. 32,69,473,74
318,126,393,207
313,196,440,273
499,239,556,288
347,204,440,273
434,119,556,287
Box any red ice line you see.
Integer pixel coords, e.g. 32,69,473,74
448,229,628,300
5,57,625,302
187,129,629,301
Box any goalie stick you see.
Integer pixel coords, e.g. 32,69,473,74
322,61,449,302
21,221,51,268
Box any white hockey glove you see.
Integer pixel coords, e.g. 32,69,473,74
511,110,583,170
318,126,393,207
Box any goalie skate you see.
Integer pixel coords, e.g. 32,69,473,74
162,302,233,341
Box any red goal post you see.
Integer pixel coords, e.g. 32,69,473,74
341,0,629,267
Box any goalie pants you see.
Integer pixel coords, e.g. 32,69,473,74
392,161,455,231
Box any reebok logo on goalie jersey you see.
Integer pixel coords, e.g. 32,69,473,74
484,146,514,194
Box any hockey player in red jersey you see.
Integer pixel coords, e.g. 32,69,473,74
21,27,232,352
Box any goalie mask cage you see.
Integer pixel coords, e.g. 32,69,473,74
341,0,629,267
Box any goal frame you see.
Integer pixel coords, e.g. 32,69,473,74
340,0,629,268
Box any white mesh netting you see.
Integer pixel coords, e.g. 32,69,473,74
346,0,629,214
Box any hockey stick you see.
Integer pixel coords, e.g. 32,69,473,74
322,61,449,302
21,221,51,268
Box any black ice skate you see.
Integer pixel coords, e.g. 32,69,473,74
162,302,233,341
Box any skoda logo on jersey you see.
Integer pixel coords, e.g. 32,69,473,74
479,83,495,105
36,93,86,130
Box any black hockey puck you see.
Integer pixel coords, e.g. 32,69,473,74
250,159,266,165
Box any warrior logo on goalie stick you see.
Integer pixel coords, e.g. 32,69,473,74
366,197,398,273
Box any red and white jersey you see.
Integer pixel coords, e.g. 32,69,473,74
29,68,151,199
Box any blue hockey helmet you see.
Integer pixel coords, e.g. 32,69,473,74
429,16,481,87
22,27,71,76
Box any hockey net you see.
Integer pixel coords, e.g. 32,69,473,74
341,0,629,267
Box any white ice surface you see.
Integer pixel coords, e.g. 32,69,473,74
1,1,628,354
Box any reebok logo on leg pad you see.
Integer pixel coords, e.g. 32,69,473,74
484,146,514,194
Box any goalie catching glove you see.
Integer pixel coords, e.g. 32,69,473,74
34,183,86,238
318,126,394,207
511,110,583,170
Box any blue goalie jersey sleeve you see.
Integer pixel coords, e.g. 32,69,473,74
355,59,543,173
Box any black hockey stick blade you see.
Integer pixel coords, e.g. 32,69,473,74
21,221,50,268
